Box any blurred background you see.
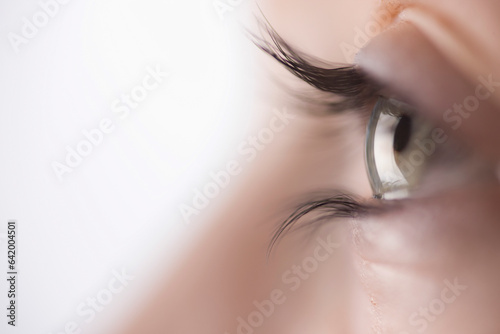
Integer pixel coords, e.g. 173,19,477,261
0,1,257,333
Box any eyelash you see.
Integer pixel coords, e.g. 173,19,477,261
252,19,403,251
250,18,381,112
267,190,407,255
267,192,369,255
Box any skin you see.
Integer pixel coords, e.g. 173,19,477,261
116,0,500,333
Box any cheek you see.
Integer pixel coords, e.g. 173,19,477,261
349,184,500,333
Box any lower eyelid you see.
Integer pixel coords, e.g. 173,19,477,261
417,153,497,198
353,183,500,266
269,192,389,252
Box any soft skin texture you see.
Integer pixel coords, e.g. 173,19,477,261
353,2,500,332
116,1,500,333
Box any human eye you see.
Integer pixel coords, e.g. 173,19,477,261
365,92,497,202
252,2,500,332
254,15,500,247
253,24,463,205
357,21,500,202
362,94,472,200
365,97,429,199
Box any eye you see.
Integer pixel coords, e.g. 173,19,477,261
365,97,433,199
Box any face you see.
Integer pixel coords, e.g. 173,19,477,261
259,0,500,332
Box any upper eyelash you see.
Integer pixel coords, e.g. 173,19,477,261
249,18,381,112
250,18,397,253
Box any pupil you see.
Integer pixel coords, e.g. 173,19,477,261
393,115,412,153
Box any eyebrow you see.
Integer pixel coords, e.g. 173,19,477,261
251,19,381,112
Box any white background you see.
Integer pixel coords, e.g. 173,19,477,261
0,0,256,333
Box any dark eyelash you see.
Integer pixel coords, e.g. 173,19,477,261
251,18,386,254
250,18,380,111
268,192,373,256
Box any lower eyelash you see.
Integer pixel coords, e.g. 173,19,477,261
268,190,406,256
268,191,371,256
